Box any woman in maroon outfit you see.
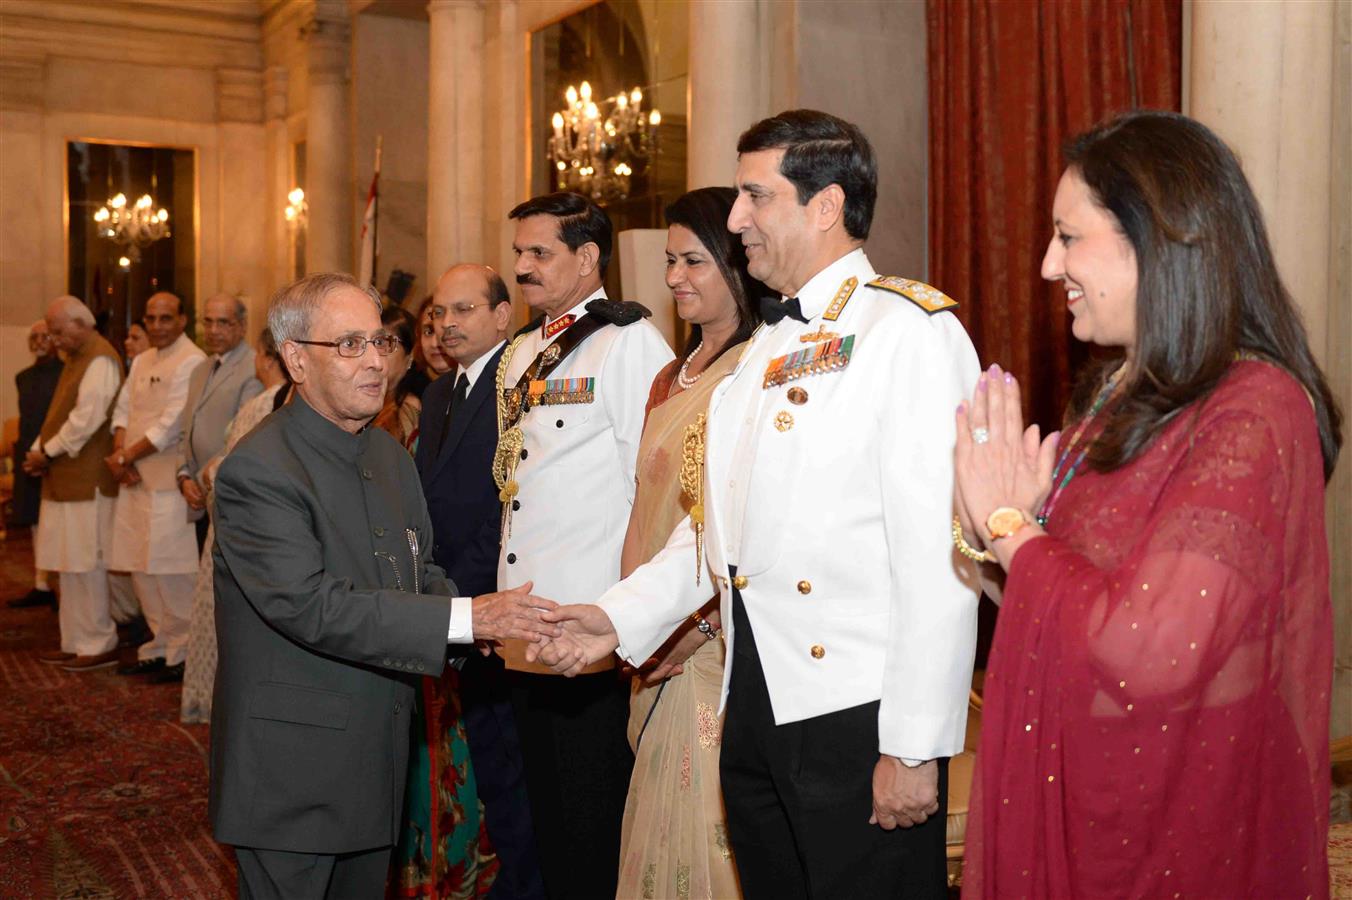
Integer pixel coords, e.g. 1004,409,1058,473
953,111,1342,899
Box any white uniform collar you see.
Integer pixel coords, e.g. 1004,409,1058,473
788,248,873,320
542,287,606,341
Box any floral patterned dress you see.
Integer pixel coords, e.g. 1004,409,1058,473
616,350,744,900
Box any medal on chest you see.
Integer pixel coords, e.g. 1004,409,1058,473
763,334,855,388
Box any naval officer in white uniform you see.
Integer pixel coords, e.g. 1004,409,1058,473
531,111,981,898
495,192,672,899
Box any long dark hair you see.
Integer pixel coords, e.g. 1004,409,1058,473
381,305,429,404
1063,110,1341,480
664,187,768,361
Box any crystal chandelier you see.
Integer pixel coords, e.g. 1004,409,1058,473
549,81,660,202
284,187,308,227
92,192,170,262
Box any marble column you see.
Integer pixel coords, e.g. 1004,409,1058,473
263,66,292,293
1190,0,1335,362
1190,0,1350,738
0,50,47,325
216,68,268,320
303,12,353,275
427,0,485,278
686,0,764,188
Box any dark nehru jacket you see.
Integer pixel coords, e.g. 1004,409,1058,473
209,394,455,854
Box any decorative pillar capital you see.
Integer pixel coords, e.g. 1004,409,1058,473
263,65,289,121
0,51,46,113
217,68,264,124
300,11,350,86
427,0,486,16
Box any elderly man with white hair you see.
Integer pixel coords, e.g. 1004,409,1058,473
210,272,560,898
7,318,62,610
23,296,125,671
176,293,262,551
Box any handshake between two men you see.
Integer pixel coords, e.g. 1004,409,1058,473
478,585,617,673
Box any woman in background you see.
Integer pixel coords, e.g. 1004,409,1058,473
381,302,494,897
180,329,291,724
954,111,1341,899
122,321,149,366
373,305,424,450
417,295,454,380
616,186,766,899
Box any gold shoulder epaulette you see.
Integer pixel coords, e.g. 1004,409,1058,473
866,276,958,314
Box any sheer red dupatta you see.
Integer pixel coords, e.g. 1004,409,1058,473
964,362,1332,899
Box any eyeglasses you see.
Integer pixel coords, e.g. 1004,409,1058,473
293,334,397,358
435,302,491,320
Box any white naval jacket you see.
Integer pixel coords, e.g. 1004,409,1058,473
497,290,675,622
596,250,982,761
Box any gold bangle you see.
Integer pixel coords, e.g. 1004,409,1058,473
952,516,996,564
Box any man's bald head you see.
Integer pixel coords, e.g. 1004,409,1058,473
147,291,183,315
144,291,187,349
431,263,512,368
202,293,247,355
44,295,95,353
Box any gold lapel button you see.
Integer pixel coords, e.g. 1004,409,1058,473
786,387,808,405
810,644,825,659
774,411,794,432
797,580,812,595
732,575,749,590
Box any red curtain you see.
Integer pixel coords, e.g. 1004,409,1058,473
927,0,1182,432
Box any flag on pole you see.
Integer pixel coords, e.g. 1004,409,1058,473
358,136,382,288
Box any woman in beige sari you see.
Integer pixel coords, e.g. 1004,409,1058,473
617,187,767,899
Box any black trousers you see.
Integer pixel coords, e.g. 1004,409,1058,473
507,669,633,900
720,583,949,899
195,514,210,555
459,652,546,900
234,845,389,900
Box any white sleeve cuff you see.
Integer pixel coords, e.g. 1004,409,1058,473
446,596,473,643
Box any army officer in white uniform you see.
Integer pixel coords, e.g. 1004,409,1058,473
495,192,672,899
531,111,981,899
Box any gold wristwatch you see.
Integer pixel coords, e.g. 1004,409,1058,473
986,506,1030,541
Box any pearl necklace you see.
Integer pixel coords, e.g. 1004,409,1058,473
676,340,705,389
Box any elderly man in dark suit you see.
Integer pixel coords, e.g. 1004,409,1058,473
210,272,559,900
177,293,262,551
8,319,62,608
415,263,545,899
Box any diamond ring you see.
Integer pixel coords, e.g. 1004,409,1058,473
971,427,990,445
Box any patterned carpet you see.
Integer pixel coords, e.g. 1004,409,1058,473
0,529,234,898
0,527,1349,899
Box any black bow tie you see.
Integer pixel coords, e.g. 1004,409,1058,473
760,295,808,325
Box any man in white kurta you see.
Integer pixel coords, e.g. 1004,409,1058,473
26,296,123,670
532,111,982,898
107,292,206,678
